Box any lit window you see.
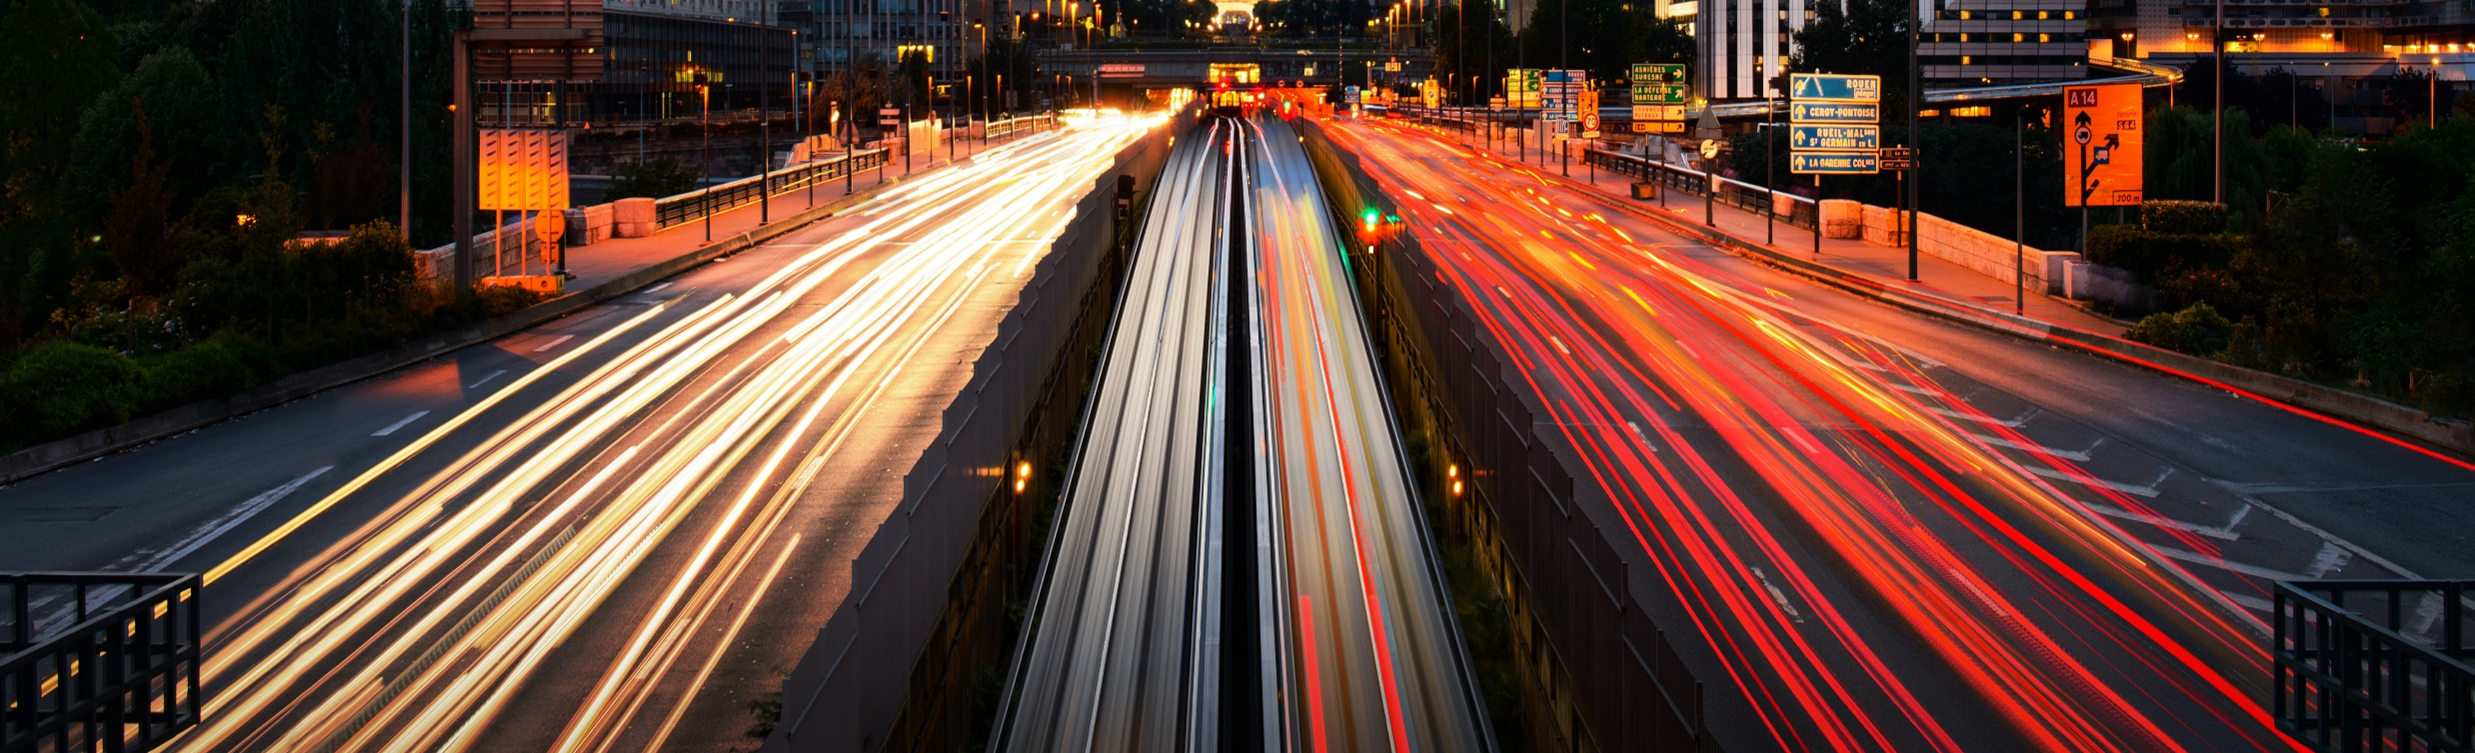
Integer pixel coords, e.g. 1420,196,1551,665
2038,10,2049,18
1960,32,1969,41
2012,10,2023,19
2039,32,2051,41
2013,32,2024,41
2064,10,2074,18
1958,10,1970,18
1961,55,1972,63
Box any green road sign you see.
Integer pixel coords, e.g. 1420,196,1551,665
1791,151,1881,174
1790,124,1879,151
1629,63,1686,85
1789,101,1881,123
1789,73,1882,103
1631,84,1689,105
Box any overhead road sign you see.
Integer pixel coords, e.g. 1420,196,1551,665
1792,151,1881,174
2063,83,2144,207
1789,73,1882,103
1790,124,1879,151
1790,101,1880,123
1879,147,1915,170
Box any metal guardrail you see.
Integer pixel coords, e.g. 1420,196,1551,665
655,147,891,228
655,114,1059,229
2274,580,2473,753
2,573,203,753
1581,147,1821,231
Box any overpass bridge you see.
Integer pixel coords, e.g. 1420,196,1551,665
1036,46,1435,90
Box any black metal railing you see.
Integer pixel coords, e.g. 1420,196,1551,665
654,113,1057,229
655,147,892,228
1583,148,1820,231
2274,580,2473,753
3,573,203,753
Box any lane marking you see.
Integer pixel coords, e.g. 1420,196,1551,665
1972,433,2100,462
1924,406,2030,427
464,370,508,390
2149,543,2317,582
1750,567,1806,623
2024,464,2159,497
644,282,674,293
2080,499,2243,540
371,411,432,437
532,334,575,352
123,466,334,574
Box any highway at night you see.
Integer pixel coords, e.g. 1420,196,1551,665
993,113,1489,751
0,117,1155,753
1311,114,2475,751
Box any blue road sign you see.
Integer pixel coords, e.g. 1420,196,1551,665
1790,124,1880,151
1789,73,1882,103
1791,151,1881,174
1789,101,1881,123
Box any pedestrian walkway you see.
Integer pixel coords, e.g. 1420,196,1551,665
471,136,1024,293
1417,122,2129,335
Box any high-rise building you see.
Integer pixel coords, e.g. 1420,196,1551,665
1670,0,2093,101
1669,0,1815,100
468,1,799,125
2086,0,2470,132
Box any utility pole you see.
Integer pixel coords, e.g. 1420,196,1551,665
846,0,857,194
401,0,412,244
1907,0,1921,281
2015,104,2025,314
2214,0,2223,204
761,16,772,225
452,30,472,290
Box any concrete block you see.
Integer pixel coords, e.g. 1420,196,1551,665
1821,199,1864,239
612,197,657,238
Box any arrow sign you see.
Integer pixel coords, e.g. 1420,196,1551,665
1790,124,1879,151
1791,151,1881,174
1789,73,1882,103
1790,101,1881,123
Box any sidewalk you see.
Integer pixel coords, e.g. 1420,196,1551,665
1436,126,2129,335
475,148,970,290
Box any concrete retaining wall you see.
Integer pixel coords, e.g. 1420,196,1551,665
1821,199,1864,239
1856,204,2081,295
764,120,1187,753
1302,116,1720,753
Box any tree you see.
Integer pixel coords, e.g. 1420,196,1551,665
1514,0,1690,84
0,0,121,345
1790,0,1911,107
64,45,230,226
104,102,178,298
605,156,701,201
1431,0,1514,101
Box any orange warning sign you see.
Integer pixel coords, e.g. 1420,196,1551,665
2063,83,2143,207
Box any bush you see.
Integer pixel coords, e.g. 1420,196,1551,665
2085,224,2247,281
2130,302,2237,356
142,339,260,407
2141,200,2229,234
606,156,701,200
2,341,145,439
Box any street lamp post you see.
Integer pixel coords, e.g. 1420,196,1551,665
699,76,712,242
2015,103,2026,314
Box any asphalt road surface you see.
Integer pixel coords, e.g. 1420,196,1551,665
0,115,1155,753
1315,115,2475,752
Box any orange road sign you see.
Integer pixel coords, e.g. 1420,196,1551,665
2064,83,2143,207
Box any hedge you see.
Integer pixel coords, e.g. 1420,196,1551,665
2085,224,2247,282
2142,200,2229,234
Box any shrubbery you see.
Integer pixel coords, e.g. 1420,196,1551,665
2084,223,2246,284
2129,302,2237,357
2140,200,2230,234
0,217,542,452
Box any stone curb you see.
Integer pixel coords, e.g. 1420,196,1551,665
1544,158,2475,461
0,175,912,486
